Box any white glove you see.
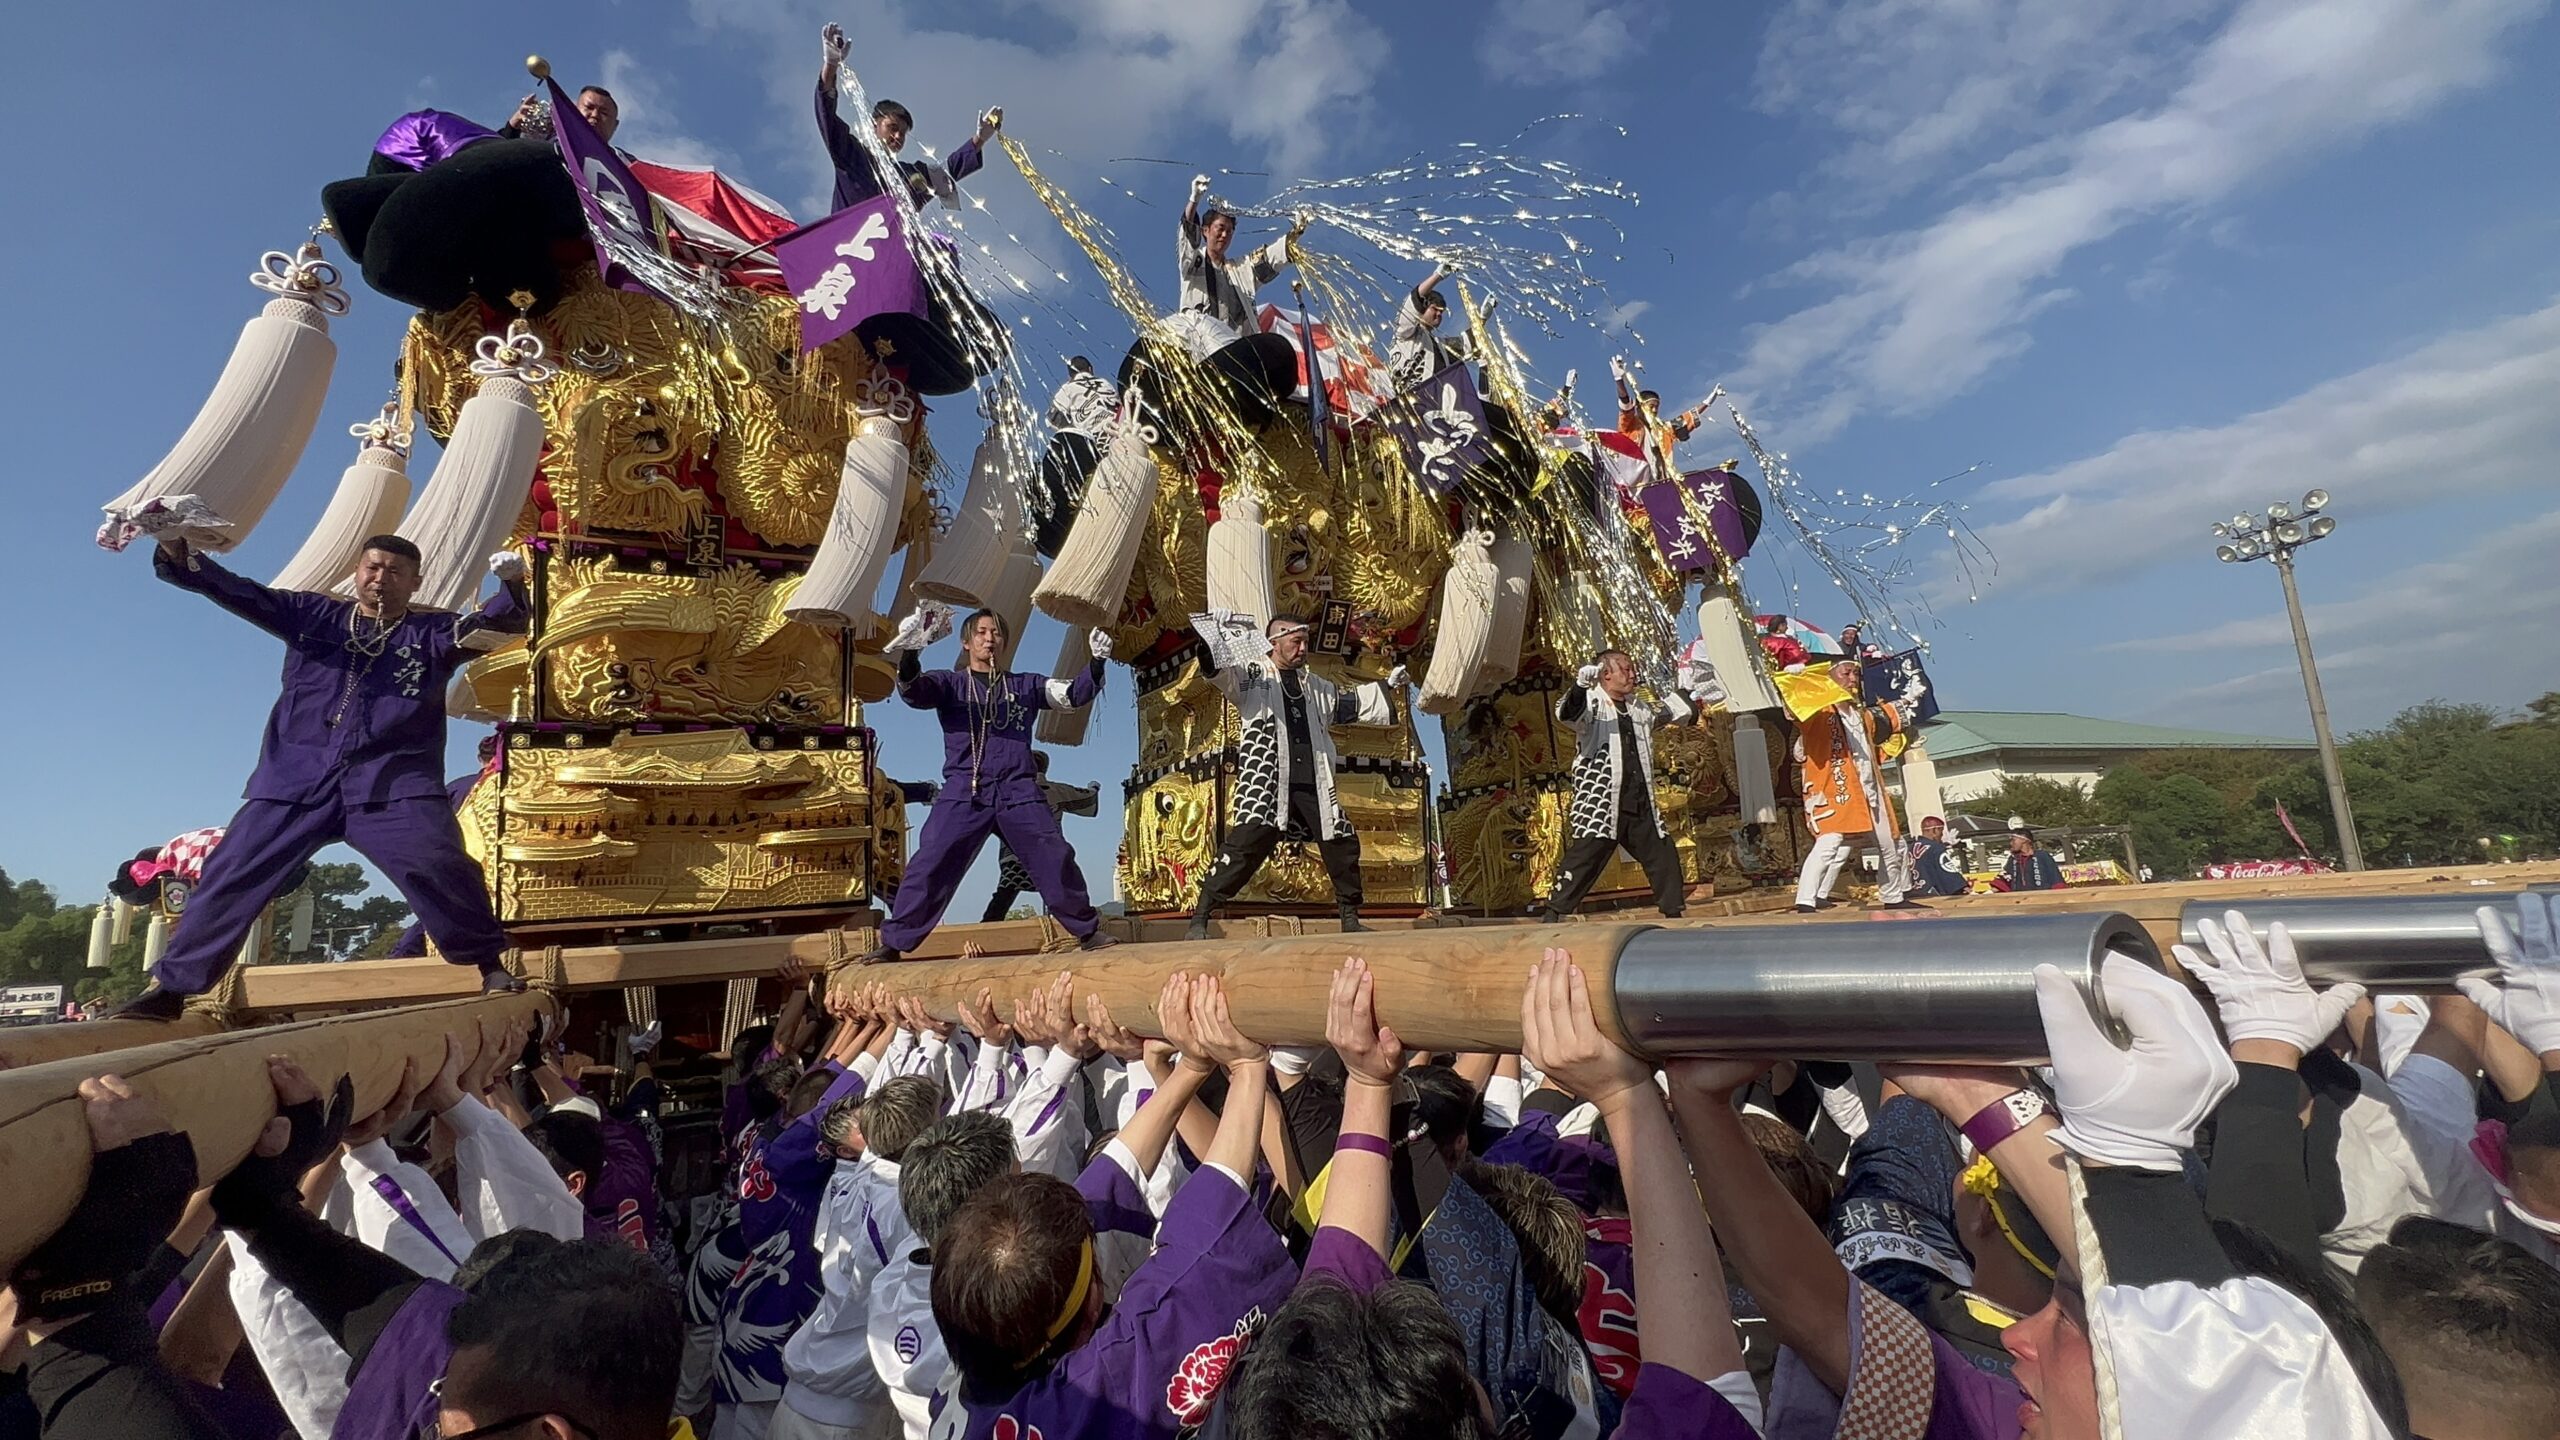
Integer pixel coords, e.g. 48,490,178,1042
886,608,935,654
1575,664,1602,687
1385,664,1410,689
1190,173,1213,201
977,105,1003,141
628,1021,662,1058
1482,295,1500,316
1609,356,1630,382
1562,367,1578,391
1675,663,1699,692
821,21,848,63
2462,896,2560,1055
1288,211,1312,240
2175,910,2364,1055
1087,627,1113,660
2034,951,2236,1171
489,551,526,583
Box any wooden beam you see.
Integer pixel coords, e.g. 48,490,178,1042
0,1015,224,1072
0,991,555,1274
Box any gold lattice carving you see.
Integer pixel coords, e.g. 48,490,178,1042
566,385,711,538
461,731,876,924
537,556,843,725
721,384,855,548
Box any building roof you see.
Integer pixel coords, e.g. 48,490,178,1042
1919,711,2312,763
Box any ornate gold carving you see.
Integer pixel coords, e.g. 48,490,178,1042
565,386,708,539
721,383,855,548
536,556,843,725
459,731,875,924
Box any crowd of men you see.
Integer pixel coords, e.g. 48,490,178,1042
11,896,2560,1439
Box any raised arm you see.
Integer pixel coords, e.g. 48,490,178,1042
1318,957,1403,1260
154,539,326,642
1038,631,1112,710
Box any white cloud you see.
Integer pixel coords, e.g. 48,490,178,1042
1735,0,2541,437
1478,0,1656,86
2118,508,2560,730
598,49,739,172
1962,298,2560,597
682,0,1385,215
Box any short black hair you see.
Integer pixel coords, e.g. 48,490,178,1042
524,1110,607,1190
2356,1215,2560,1432
577,85,615,103
1215,1276,1484,1439
746,1054,804,1123
1409,1063,1481,1159
452,1227,564,1292
786,1065,840,1120
962,608,1011,647
444,1238,680,1440
932,1172,1095,1386
1638,390,1661,405
358,534,423,567
902,1112,1017,1249
2213,1219,2409,1437
872,99,913,126
1068,355,1093,373
857,1075,946,1163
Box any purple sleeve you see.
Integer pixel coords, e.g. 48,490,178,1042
1299,1226,1390,1296
1076,1153,1157,1239
899,667,950,710
442,580,531,665
156,548,328,643
766,1063,867,1196
1608,1364,1760,1440
946,136,985,184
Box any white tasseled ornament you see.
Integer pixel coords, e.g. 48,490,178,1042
86,902,113,970
1204,489,1276,629
141,912,169,971
914,425,1022,607
270,441,411,592
790,424,910,631
1419,531,1499,716
1033,424,1154,629
1475,534,1533,694
888,521,935,622
102,271,340,552
1897,736,1944,835
446,659,503,724
1695,589,1782,714
380,377,546,614
1035,623,1099,746
1730,712,1778,826
986,543,1043,671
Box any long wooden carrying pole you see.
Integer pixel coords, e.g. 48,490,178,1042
0,991,553,1274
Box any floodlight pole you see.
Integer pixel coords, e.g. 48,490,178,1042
2272,551,2365,871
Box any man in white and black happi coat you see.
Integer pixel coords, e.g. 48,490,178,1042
1541,648,1693,923
1187,614,1406,938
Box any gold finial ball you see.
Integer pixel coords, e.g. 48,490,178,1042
526,55,552,80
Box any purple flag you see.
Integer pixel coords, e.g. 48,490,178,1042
1862,647,1941,724
774,193,927,351
1389,359,1494,496
1635,467,1752,572
544,77,669,301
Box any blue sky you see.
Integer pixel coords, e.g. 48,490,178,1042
5,0,2558,917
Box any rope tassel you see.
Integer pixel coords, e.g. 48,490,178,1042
790,396,914,634
1475,535,1534,694
270,434,411,592
913,424,1023,608
375,377,545,613
98,243,345,552
1419,531,1499,716
1033,424,1155,629
1204,489,1276,630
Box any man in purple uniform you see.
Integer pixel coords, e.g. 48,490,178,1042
863,607,1118,965
117,536,528,1019
816,21,999,213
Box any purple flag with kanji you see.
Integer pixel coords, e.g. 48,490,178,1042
1389,359,1494,495
544,76,670,301
774,193,927,351
1635,467,1753,572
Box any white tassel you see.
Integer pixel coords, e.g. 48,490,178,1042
986,544,1044,671
1696,590,1782,714
1731,712,1778,826
1475,535,1533,694
1035,623,1098,746
446,659,504,724
86,902,113,971
789,424,910,631
1205,489,1276,629
1898,736,1944,834
1419,531,1499,716
110,899,136,946
141,912,169,971
379,378,546,614
102,288,339,552
1033,425,1155,629
270,442,410,592
913,426,1021,607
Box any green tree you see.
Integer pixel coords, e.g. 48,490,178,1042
1962,776,2103,829
254,862,412,963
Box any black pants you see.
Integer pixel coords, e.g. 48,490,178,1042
1196,785,1364,913
1542,799,1685,920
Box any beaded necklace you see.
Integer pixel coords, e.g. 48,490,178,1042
965,665,1005,798
329,604,403,729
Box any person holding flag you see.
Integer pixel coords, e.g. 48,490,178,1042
1792,659,1927,913
1387,262,1488,392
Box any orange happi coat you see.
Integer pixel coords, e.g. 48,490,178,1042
1798,699,1907,839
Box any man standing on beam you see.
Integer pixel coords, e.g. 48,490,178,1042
116,536,530,1019
1539,648,1693,924
1187,613,1407,940
866,605,1118,964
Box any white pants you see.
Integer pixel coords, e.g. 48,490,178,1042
1871,830,1911,904
1795,832,1852,907
771,1400,900,1440
676,1324,720,1418
713,1401,779,1440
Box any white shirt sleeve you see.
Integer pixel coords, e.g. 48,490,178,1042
2385,1053,2505,1231
225,1233,351,1440
443,1095,587,1242
880,1029,918,1076
1004,1046,1091,1179
1481,1073,1524,1130
338,1141,473,1281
